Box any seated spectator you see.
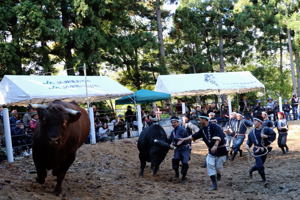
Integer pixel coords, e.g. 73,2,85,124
114,115,126,139
142,110,150,128
9,110,18,129
11,120,31,156
97,123,112,142
208,112,218,124
94,119,102,133
195,105,204,117
147,111,158,126
190,109,197,120
29,112,39,132
23,106,35,129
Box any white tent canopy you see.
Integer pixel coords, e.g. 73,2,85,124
0,75,133,105
155,71,264,96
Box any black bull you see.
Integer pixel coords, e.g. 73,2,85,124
31,100,90,195
137,124,171,176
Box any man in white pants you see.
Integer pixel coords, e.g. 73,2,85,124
178,115,228,190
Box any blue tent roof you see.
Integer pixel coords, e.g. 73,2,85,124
115,89,171,105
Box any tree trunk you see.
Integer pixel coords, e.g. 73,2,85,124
295,48,300,97
41,41,51,73
218,22,226,103
279,35,283,73
219,23,225,72
133,48,141,90
10,17,23,74
61,0,75,75
204,40,213,72
155,0,167,74
279,33,285,94
287,29,297,95
191,44,196,73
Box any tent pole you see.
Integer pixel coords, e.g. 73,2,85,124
136,104,143,136
279,96,283,112
88,107,96,144
227,96,232,116
3,108,14,163
84,64,96,144
181,102,186,115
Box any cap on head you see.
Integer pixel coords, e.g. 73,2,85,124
208,112,215,116
262,111,268,116
253,116,264,123
170,116,179,122
198,115,210,121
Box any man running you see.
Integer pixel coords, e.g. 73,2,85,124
178,115,228,190
246,115,276,185
230,112,253,161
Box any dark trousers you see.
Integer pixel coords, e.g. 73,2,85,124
292,106,298,120
172,148,190,178
250,154,267,181
284,112,290,121
278,133,288,153
278,133,287,147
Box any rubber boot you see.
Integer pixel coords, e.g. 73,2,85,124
172,159,179,178
209,175,218,190
285,146,289,153
217,173,221,181
258,170,268,187
230,151,237,161
239,149,243,157
267,146,272,153
258,170,266,182
280,147,286,154
249,166,256,179
181,163,189,183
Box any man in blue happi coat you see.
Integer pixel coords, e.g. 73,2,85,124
246,115,276,185
230,112,253,161
169,116,190,182
178,115,228,190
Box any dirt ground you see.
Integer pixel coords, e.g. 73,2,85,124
0,121,300,200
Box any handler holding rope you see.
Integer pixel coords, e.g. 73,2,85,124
245,115,276,186
178,115,228,190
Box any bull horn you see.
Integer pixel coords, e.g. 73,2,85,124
154,139,171,149
30,104,48,109
64,108,81,115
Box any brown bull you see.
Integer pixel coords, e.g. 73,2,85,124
31,100,90,195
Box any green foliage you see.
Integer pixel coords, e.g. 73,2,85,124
167,0,256,74
0,0,299,99
287,13,300,47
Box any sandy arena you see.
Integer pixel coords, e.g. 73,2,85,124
0,121,300,200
